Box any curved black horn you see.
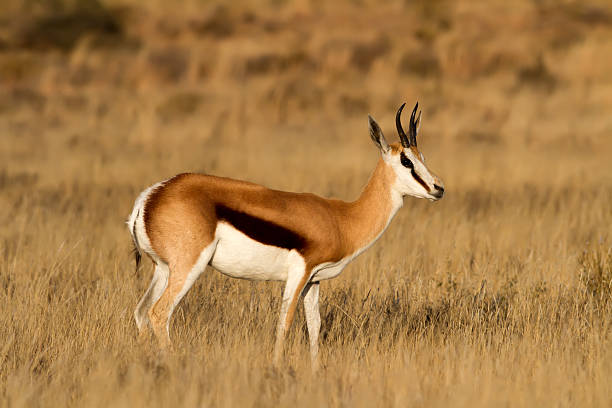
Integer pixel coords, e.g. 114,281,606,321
396,102,410,148
409,102,419,147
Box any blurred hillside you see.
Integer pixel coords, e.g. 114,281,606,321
1,0,611,190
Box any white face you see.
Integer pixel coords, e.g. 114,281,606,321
384,146,444,201
368,107,444,202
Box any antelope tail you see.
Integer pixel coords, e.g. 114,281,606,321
128,208,142,272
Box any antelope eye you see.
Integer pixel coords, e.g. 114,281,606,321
400,152,413,169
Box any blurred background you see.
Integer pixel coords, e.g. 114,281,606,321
1,0,611,192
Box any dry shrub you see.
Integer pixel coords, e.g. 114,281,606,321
264,78,324,122
339,94,369,117
156,92,204,122
189,5,235,38
236,51,313,78
349,35,390,72
516,55,557,92
0,54,40,84
398,48,440,77
10,87,47,111
16,0,123,51
147,47,189,84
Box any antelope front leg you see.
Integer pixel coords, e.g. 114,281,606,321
274,257,310,365
303,282,321,371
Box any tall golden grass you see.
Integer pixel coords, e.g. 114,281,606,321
1,0,612,406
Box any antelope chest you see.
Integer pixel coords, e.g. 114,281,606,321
210,222,292,281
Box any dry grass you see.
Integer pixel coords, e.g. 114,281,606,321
2,0,612,406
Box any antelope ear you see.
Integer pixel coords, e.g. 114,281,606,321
368,115,390,154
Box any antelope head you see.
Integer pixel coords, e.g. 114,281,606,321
368,102,445,201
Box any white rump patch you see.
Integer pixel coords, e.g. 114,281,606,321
127,180,167,264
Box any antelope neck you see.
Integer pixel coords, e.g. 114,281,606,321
339,157,403,254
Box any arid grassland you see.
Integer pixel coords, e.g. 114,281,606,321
1,0,612,406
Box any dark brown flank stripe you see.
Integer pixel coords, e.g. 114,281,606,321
215,204,307,251
411,169,431,192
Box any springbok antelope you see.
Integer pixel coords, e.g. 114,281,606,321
127,102,444,368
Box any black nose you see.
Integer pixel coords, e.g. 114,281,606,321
434,184,444,193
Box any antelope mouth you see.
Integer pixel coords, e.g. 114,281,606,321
429,184,444,201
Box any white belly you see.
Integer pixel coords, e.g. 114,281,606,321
311,259,349,282
210,222,291,281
